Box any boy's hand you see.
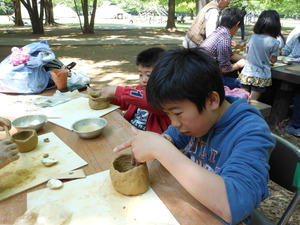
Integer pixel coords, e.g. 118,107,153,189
0,118,11,131
114,127,173,164
0,139,20,169
100,86,117,99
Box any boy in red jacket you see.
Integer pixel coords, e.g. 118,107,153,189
99,47,170,134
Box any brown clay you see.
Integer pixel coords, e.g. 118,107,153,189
12,129,38,153
109,154,149,196
88,94,110,110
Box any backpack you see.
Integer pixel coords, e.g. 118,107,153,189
0,40,56,94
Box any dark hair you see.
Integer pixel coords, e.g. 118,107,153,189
136,47,165,67
219,8,244,28
146,48,224,113
253,10,281,38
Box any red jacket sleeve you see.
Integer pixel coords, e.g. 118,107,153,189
111,85,165,115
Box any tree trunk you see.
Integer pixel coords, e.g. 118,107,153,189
165,0,176,31
197,0,210,14
12,0,24,26
20,0,44,34
81,0,98,34
44,0,56,25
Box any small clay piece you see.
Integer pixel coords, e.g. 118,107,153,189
47,179,63,189
88,94,110,110
43,138,50,143
11,129,38,153
43,153,49,158
110,154,149,196
41,158,58,167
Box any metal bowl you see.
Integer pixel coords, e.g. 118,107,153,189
12,114,47,132
282,57,294,65
72,118,107,139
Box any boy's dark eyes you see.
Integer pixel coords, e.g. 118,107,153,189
174,112,182,116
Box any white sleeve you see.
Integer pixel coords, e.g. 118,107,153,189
205,8,219,38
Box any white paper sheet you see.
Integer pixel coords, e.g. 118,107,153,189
40,97,119,130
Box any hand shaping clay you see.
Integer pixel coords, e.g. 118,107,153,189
109,154,149,196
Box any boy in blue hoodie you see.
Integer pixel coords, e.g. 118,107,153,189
114,48,275,225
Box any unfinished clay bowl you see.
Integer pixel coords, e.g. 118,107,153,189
12,129,38,153
110,154,149,196
88,94,110,110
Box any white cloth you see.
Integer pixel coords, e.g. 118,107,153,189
286,26,300,43
205,8,220,38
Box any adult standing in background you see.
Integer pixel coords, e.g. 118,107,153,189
182,0,232,48
240,4,247,41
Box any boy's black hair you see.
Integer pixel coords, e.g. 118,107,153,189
219,8,244,29
136,47,165,67
253,10,281,38
146,48,225,113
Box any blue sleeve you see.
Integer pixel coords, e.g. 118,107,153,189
216,130,275,224
163,125,190,149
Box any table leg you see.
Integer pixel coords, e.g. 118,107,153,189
269,81,295,125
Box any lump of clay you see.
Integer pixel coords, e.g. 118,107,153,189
47,179,63,189
41,158,58,167
88,94,110,110
87,87,110,110
13,202,72,225
109,153,149,196
11,129,38,153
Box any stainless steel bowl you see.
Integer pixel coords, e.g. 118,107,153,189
72,118,107,139
282,57,294,65
12,114,47,132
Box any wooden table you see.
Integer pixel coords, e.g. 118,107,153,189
270,64,300,125
0,94,223,224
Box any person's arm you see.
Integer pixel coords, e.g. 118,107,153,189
112,86,166,115
205,9,219,38
218,40,246,73
114,127,232,223
281,36,296,56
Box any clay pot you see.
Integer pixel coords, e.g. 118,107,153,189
88,94,110,110
110,154,149,196
12,129,38,153
50,69,69,92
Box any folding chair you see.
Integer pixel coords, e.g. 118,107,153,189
249,133,300,225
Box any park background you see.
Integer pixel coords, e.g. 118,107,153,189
0,0,300,224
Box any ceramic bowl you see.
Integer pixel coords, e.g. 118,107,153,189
281,57,294,65
12,114,47,132
72,118,107,139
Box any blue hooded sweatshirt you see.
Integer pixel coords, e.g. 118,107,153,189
164,96,275,225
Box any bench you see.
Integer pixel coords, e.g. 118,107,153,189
249,100,272,118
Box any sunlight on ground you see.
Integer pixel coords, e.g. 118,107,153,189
59,57,138,88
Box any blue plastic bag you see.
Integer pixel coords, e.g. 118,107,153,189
0,40,56,94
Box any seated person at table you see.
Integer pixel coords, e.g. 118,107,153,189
114,48,275,224
99,47,171,134
201,7,246,89
0,117,19,169
281,33,300,58
238,10,280,101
